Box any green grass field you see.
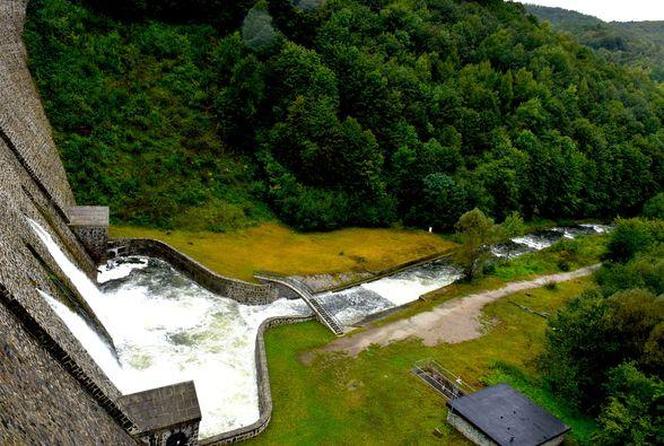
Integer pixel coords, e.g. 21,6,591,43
110,224,456,282
249,278,597,445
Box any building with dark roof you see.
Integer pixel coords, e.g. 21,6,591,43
446,383,570,446
119,381,201,446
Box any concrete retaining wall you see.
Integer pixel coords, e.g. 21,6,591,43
108,238,281,305
200,314,315,445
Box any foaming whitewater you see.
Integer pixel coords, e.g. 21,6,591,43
96,257,148,284
37,289,125,386
28,218,310,438
28,217,609,437
97,259,309,437
312,261,462,326
493,224,609,258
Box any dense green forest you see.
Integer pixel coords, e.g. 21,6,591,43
26,0,664,231
540,195,664,443
526,4,664,82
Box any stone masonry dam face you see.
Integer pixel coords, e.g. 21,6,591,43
0,0,139,444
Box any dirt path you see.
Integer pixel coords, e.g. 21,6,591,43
325,264,600,356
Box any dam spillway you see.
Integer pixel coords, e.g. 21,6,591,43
0,2,610,441
27,211,609,440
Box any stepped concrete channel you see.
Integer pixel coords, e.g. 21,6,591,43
255,273,345,335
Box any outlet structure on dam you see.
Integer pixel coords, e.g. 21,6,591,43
0,1,203,444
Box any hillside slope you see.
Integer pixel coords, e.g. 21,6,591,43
26,0,664,231
525,4,664,82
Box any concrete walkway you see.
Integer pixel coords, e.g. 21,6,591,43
325,264,600,356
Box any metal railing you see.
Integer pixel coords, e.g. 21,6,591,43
412,359,475,401
255,272,344,336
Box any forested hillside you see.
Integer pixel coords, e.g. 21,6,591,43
526,4,664,82
26,0,664,231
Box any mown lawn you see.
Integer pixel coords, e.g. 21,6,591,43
250,277,597,446
110,224,455,282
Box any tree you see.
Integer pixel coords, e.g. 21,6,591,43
408,173,468,231
594,363,664,445
498,211,525,241
540,286,664,411
454,208,497,280
605,218,661,263
27,0,664,231
540,290,618,410
242,1,280,52
643,193,664,220
497,211,526,257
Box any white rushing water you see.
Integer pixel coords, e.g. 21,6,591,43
37,289,126,385
97,261,309,437
28,218,310,438
312,261,463,326
28,217,609,438
492,224,609,258
96,257,148,284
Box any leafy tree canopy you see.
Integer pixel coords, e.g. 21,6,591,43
26,0,664,230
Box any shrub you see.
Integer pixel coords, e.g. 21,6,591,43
594,363,664,445
643,193,664,219
605,218,661,263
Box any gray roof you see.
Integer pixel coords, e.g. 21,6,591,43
68,206,109,226
447,384,569,446
119,381,201,433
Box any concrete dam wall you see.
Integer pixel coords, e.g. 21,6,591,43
0,1,154,444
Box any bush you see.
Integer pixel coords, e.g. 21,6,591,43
643,193,664,220
594,363,664,445
596,246,664,296
605,218,662,263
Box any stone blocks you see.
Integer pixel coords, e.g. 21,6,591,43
68,206,110,263
120,381,202,446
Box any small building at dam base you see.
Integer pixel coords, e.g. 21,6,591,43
446,384,569,446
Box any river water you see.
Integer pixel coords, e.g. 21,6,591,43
28,219,608,438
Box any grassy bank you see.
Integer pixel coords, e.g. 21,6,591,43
110,224,456,282
375,232,607,325
250,277,596,445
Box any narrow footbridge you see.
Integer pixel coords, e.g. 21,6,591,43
255,272,344,336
